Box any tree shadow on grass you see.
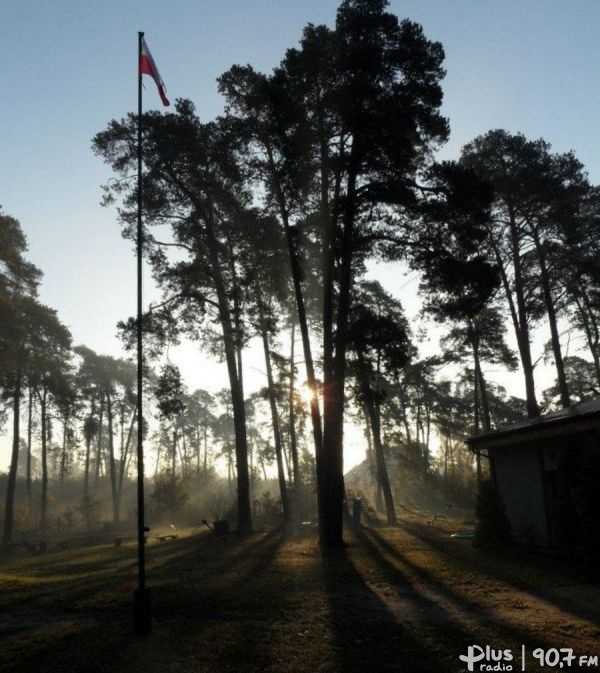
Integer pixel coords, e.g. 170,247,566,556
1,531,285,673
320,544,455,673
361,527,570,652
398,520,600,625
125,529,287,673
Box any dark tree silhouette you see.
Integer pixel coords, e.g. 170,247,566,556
267,0,449,545
94,105,255,535
348,281,413,524
461,130,591,414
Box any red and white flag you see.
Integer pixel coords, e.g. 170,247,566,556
139,37,170,106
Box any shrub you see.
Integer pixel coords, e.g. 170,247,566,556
151,473,190,521
474,478,511,549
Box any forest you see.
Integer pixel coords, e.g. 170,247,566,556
2,0,600,553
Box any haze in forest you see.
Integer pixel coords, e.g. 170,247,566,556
2,0,600,552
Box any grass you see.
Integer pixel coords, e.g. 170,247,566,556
0,513,599,673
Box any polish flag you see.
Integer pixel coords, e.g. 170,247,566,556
139,37,170,106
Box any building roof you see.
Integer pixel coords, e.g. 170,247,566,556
467,397,600,450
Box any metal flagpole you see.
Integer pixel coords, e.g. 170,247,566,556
133,29,152,636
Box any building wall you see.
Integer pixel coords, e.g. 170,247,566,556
491,443,548,545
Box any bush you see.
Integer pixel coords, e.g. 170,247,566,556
77,495,102,531
474,479,511,549
151,473,190,521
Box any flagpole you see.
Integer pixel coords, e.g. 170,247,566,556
133,29,152,636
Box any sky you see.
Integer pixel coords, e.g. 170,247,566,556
2,0,600,470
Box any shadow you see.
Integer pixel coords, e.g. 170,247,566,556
0,530,285,673
361,527,572,651
320,544,456,673
398,520,600,625
126,529,286,672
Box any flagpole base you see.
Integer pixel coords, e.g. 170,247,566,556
133,587,152,635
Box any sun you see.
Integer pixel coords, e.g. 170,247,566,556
299,383,316,406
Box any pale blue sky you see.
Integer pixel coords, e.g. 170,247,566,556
1,1,599,466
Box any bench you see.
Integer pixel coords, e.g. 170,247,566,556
157,534,178,542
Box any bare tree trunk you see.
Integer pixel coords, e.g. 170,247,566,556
264,142,323,481
288,319,300,489
195,427,201,475
118,410,136,498
257,291,291,523
171,424,178,475
154,442,162,479
320,149,358,546
26,385,33,512
508,215,539,416
3,369,22,545
106,392,120,525
472,366,482,483
531,228,570,407
181,429,187,479
83,393,96,497
203,210,252,535
40,388,48,532
443,434,450,495
60,412,69,486
471,338,491,432
356,354,396,525
94,393,105,489
492,234,539,416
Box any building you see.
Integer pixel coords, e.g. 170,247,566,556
467,399,600,547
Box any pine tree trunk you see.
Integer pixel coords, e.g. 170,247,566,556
506,213,540,416
288,320,300,489
257,292,290,523
106,392,120,525
171,424,178,475
3,369,22,545
26,385,33,511
472,339,491,431
531,228,570,407
118,410,136,498
492,235,539,416
357,355,396,525
320,151,358,547
204,209,252,535
83,394,95,497
473,365,480,434
40,388,48,532
60,413,68,485
94,393,104,488
264,142,323,483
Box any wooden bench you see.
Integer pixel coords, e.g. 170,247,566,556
157,534,178,542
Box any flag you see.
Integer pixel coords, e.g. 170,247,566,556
139,37,170,106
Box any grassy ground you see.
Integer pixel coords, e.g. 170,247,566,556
1,513,599,673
